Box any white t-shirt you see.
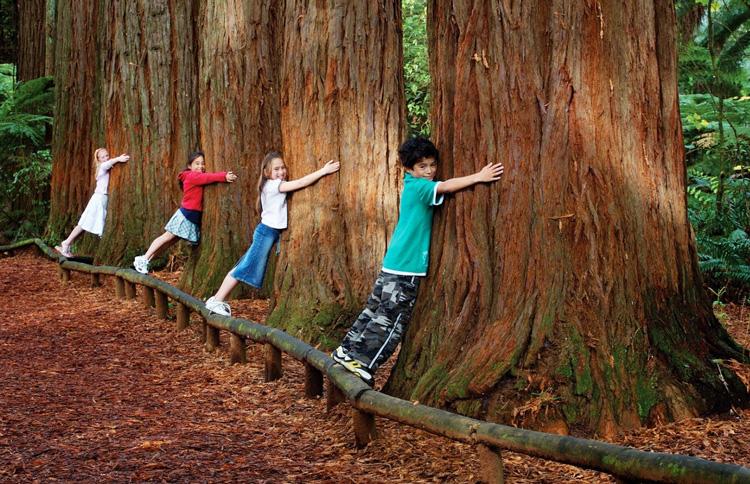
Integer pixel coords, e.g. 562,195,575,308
93,159,117,195
261,179,288,229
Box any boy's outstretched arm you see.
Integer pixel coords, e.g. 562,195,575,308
280,160,340,193
436,162,504,194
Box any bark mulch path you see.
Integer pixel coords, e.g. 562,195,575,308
0,250,748,483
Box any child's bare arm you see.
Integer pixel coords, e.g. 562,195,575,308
436,162,504,194
279,160,340,193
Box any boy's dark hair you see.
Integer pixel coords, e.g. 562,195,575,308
178,150,206,190
398,137,439,168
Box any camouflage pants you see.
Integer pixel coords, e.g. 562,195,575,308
342,271,421,373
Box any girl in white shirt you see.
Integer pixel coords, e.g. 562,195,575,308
55,148,130,257
205,151,339,316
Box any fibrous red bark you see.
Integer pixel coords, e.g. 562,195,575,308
266,0,406,342
387,0,748,436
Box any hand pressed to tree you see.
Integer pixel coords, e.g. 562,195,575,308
475,162,504,183
321,159,341,175
225,171,238,183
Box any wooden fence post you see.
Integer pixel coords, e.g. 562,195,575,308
90,273,101,288
304,362,324,398
141,286,155,307
326,378,345,412
175,303,190,331
59,266,70,283
264,343,282,381
352,408,377,448
205,324,220,352
477,444,504,484
199,317,207,343
124,280,136,299
155,291,168,319
229,333,247,364
115,277,125,298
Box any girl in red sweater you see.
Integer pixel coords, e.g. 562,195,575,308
133,150,237,274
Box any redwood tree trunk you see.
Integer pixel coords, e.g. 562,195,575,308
17,0,47,80
266,0,405,343
387,0,748,436
47,0,101,240
94,0,199,266
179,0,282,297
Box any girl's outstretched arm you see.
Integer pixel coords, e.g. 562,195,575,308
189,170,237,185
99,153,130,172
279,160,340,193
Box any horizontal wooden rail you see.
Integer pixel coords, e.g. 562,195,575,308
3,238,750,484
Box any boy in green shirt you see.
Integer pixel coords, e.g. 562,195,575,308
332,137,504,384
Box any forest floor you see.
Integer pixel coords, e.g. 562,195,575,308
0,249,748,483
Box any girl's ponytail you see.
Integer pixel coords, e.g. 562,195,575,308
257,151,282,214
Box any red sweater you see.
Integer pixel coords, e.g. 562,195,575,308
178,170,227,211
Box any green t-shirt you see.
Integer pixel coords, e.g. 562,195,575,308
382,173,444,276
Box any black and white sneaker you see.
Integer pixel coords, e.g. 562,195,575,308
331,346,350,364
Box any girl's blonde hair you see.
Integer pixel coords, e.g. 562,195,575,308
93,147,107,169
257,151,282,214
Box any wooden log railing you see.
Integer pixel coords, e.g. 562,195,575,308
3,238,750,484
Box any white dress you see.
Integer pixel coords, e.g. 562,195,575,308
78,160,116,236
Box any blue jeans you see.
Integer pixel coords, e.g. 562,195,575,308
230,223,280,288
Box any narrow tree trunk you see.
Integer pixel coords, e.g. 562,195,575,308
94,0,199,266
0,2,18,64
179,0,282,297
387,0,748,436
47,0,101,241
266,0,405,343
44,0,56,77
17,0,47,80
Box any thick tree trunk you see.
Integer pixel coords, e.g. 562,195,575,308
387,0,748,436
265,0,405,344
17,0,46,80
179,0,282,297
94,0,199,266
47,0,101,240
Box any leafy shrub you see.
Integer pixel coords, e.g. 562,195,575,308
0,64,54,243
688,168,750,298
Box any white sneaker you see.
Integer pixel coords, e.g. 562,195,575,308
206,296,231,316
133,255,149,274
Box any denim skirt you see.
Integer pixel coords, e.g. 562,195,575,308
231,223,281,288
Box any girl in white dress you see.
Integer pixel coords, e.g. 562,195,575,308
55,148,130,257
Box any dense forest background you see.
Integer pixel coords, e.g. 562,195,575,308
1,0,748,303
1,0,749,436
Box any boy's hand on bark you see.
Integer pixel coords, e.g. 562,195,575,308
476,162,504,183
